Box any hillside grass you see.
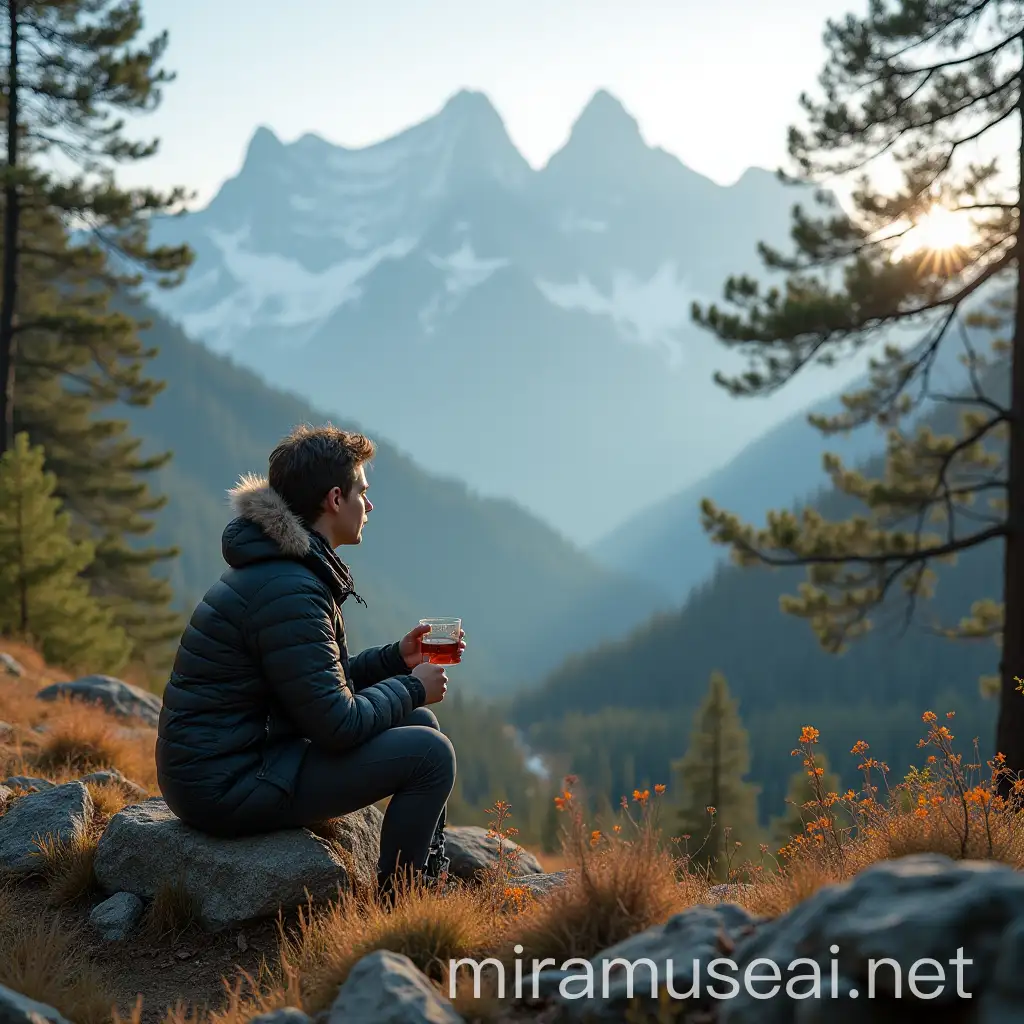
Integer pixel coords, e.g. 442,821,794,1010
3,640,1024,1024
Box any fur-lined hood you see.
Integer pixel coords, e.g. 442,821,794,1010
222,473,365,605
226,472,311,557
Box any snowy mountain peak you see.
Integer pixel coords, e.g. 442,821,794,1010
566,89,644,151
241,124,286,166
144,89,817,542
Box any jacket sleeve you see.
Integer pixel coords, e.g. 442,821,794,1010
248,575,426,753
349,642,409,692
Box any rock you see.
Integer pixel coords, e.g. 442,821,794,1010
93,799,380,931
0,786,11,812
707,882,755,902
443,825,542,881
507,870,571,901
89,891,144,941
248,1011,312,1024
79,769,147,799
540,901,761,1020
0,781,92,876
3,775,53,793
0,982,74,1024
718,853,1024,1023
0,722,13,742
328,949,464,1024
310,805,383,888
36,675,162,727
0,653,24,676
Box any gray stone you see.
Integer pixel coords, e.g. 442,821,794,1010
508,870,571,901
93,799,379,931
311,804,382,888
539,901,761,1020
328,949,464,1024
0,781,92,876
2,775,53,792
0,786,11,812
707,882,754,902
718,853,1024,1023
972,916,1024,1024
89,891,144,941
0,722,13,742
36,675,162,726
0,653,24,677
0,982,73,1024
79,769,147,799
444,824,542,881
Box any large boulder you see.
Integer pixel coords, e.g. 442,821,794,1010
2,775,53,793
0,781,92,876
36,675,162,726
718,853,1024,1023
309,805,383,889
444,825,542,881
327,949,464,1024
536,901,761,1021
93,799,380,931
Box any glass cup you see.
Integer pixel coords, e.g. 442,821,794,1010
419,617,461,665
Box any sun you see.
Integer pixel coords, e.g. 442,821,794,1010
891,204,975,271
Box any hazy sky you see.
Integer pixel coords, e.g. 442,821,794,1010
123,0,865,206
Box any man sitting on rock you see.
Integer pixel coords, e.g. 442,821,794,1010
156,424,460,901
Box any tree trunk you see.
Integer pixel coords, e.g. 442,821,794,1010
0,0,19,455
996,58,1024,795
711,695,721,867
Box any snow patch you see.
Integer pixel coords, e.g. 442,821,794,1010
418,241,508,334
428,241,507,295
559,213,608,234
536,262,697,363
162,224,418,351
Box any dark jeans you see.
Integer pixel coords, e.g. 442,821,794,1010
270,706,456,882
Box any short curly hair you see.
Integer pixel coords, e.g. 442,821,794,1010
268,423,375,525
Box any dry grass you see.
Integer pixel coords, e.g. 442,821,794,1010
0,891,116,1024
0,641,158,795
32,701,157,790
8,638,1024,1024
273,878,497,1014
496,781,697,968
142,872,200,941
32,824,101,906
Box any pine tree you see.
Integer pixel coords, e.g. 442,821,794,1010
0,432,131,672
690,1,1024,787
770,749,842,854
0,1,193,672
670,671,760,879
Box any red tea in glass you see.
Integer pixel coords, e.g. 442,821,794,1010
419,617,461,665
421,638,460,664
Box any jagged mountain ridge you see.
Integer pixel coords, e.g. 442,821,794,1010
145,87,868,545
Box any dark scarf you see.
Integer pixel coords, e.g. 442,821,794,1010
306,529,367,608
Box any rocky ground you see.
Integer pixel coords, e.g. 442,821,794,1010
2,643,1023,1024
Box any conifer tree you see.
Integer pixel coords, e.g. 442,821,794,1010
671,671,760,878
0,431,131,672
691,0,1024,784
0,1,193,671
770,749,842,853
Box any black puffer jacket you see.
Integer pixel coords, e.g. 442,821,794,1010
156,474,426,836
